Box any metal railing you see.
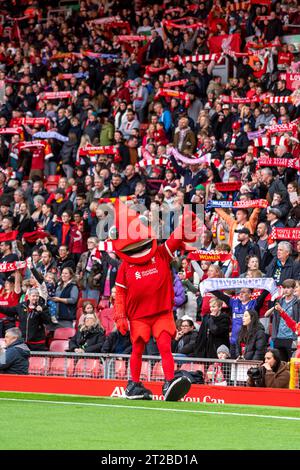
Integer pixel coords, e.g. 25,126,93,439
29,352,262,387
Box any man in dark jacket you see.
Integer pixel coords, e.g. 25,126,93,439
51,188,73,217
170,155,207,188
234,227,261,274
266,242,300,285
222,121,250,156
0,327,30,374
146,30,165,61
102,328,132,354
0,289,50,350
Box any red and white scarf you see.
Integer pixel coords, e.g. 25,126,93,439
257,157,300,170
179,53,222,65
253,136,290,148
162,79,188,88
137,158,169,168
271,227,300,241
10,117,50,130
38,91,75,100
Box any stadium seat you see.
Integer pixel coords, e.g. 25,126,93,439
98,298,110,310
140,361,150,381
114,359,127,379
151,361,164,381
180,363,205,374
53,327,76,340
99,308,115,336
49,358,74,376
74,358,103,378
45,183,58,193
49,340,69,352
47,175,61,184
28,356,49,375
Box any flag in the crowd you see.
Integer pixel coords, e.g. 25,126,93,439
208,33,241,54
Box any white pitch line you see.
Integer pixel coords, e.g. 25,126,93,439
0,397,300,422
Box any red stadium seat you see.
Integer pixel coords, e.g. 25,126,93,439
45,183,58,193
53,328,76,340
49,340,69,352
98,299,110,310
74,358,103,378
114,359,127,379
28,356,49,375
49,358,74,376
140,361,150,381
151,361,164,381
99,308,115,336
180,363,205,374
47,175,61,184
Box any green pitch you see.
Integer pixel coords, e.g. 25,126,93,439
0,391,299,450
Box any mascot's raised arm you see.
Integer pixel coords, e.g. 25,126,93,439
110,199,200,401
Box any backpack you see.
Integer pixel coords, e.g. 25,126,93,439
174,369,204,385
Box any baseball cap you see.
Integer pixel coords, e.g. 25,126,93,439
235,227,251,235
267,207,281,217
163,185,173,192
232,121,241,130
222,104,230,110
195,184,205,191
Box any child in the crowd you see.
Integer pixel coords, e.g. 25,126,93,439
206,344,231,386
44,272,58,324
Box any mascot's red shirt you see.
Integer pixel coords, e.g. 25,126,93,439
115,242,174,320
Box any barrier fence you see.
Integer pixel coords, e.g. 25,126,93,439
28,352,263,387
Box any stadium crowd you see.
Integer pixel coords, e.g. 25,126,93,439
0,0,299,369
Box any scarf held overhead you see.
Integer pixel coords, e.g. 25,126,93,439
200,277,278,300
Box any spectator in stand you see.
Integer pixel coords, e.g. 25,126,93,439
212,287,269,358
0,272,22,336
214,207,260,249
0,327,30,375
56,245,76,274
102,324,132,355
247,348,290,388
254,222,273,272
234,228,261,274
205,344,231,386
51,268,79,329
68,313,105,354
0,241,19,285
265,280,299,361
0,288,50,351
172,318,198,357
266,242,300,285
237,309,267,361
194,298,230,359
240,255,264,278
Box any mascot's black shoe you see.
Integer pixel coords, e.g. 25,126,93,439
125,381,153,400
163,376,191,401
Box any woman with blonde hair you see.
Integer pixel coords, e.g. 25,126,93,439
194,297,230,358
68,312,105,353
76,134,92,167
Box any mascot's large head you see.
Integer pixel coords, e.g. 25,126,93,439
110,199,157,265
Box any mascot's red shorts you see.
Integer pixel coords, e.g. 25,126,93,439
130,311,176,344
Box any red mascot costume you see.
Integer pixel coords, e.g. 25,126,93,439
111,200,199,401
